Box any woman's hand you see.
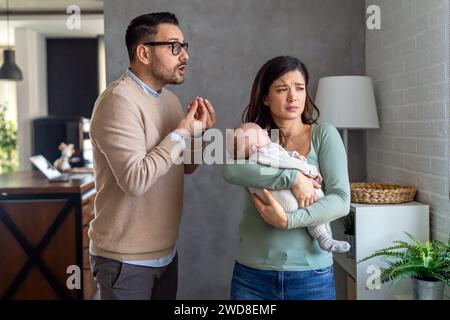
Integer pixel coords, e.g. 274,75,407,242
291,172,321,208
251,189,288,229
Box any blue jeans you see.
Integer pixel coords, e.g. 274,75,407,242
230,261,336,300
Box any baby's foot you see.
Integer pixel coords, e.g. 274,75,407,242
317,233,351,253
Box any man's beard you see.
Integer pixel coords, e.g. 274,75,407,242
150,54,186,85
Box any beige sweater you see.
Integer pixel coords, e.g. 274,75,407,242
88,74,189,261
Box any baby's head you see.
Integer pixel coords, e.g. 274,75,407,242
227,122,272,159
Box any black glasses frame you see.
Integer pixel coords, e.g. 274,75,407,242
142,41,189,55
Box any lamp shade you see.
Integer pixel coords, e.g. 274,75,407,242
0,49,23,81
315,76,379,129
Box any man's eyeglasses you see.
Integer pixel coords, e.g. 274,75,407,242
143,41,189,55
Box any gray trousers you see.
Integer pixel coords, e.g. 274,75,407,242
89,253,178,300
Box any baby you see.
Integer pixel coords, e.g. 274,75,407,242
227,122,350,253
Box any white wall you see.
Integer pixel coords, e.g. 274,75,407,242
15,28,48,170
366,0,449,240
365,0,449,297
98,36,106,94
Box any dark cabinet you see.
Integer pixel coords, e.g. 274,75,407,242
0,171,96,299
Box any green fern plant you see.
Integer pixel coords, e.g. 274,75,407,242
358,231,450,286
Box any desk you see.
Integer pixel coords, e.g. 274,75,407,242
0,170,96,299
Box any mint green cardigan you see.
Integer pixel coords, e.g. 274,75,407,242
223,122,350,271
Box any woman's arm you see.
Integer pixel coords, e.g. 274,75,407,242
223,159,298,190
286,123,351,229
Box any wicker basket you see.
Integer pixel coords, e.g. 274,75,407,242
350,182,416,204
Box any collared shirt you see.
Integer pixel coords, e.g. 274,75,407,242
123,249,177,268
126,68,161,98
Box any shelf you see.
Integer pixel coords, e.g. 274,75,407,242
333,252,356,280
350,201,423,209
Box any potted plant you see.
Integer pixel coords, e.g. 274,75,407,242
0,103,18,174
341,210,355,258
359,231,450,300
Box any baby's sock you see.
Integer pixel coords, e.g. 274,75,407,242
317,233,351,253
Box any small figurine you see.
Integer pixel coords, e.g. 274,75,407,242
54,142,75,172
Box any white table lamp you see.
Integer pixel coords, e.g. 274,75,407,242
315,76,380,153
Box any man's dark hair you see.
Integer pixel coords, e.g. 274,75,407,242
125,12,179,62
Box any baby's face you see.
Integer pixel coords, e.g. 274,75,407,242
228,123,272,159
235,127,271,158
245,128,271,149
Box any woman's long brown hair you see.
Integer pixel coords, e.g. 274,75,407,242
242,56,320,147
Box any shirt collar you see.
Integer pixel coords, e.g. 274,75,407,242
126,68,161,99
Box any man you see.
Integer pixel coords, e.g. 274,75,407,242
88,12,216,300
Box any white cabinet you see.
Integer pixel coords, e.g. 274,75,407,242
332,201,429,300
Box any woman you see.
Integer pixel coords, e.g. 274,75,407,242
223,56,350,300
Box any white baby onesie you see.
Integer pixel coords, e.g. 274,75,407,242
248,143,350,253
248,143,324,212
